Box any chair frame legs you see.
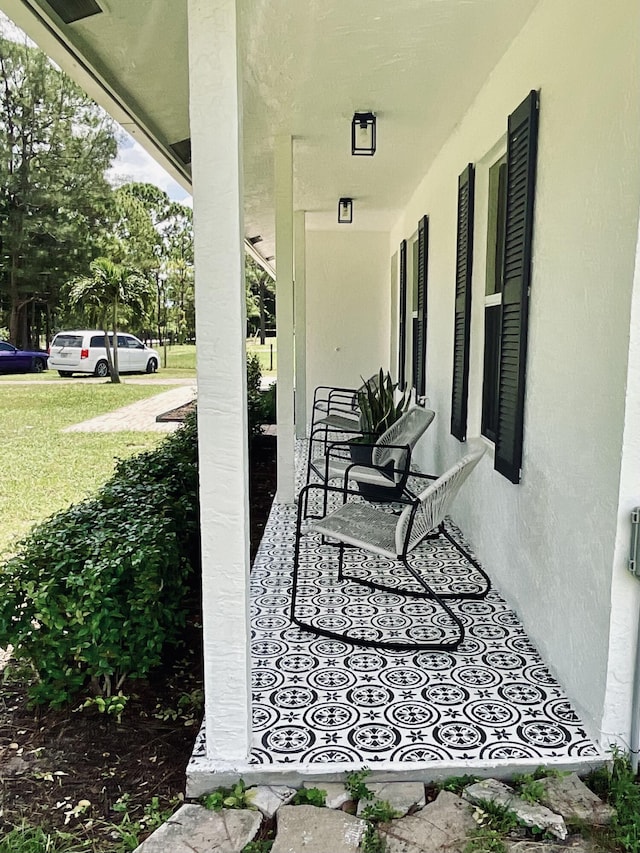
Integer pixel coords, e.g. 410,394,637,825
339,522,491,601
291,486,476,652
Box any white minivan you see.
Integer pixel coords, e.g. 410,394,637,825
48,330,160,378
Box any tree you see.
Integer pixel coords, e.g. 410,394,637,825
102,183,195,344
245,256,275,343
0,32,118,347
68,258,152,383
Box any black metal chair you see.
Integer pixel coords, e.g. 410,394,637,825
305,406,435,518
305,374,381,486
291,446,490,651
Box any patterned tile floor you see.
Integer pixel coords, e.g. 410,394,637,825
190,441,602,778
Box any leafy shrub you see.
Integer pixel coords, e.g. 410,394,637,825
586,748,640,853
201,779,255,811
345,768,373,802
438,774,479,795
247,353,265,438
291,787,326,807
0,413,199,708
360,801,400,823
261,380,276,424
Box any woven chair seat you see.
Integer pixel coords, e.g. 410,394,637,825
310,501,398,559
292,446,490,651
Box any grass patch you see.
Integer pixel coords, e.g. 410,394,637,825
0,383,173,557
247,336,277,378
0,823,81,852
0,343,197,382
155,343,197,373
0,341,273,380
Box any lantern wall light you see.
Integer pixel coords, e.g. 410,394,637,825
351,111,376,156
338,197,353,224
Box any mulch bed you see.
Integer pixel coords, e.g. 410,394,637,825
0,431,277,849
155,401,196,423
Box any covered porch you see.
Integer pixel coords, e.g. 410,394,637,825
186,441,602,794
4,0,639,794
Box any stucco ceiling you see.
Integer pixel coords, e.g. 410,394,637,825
2,0,540,267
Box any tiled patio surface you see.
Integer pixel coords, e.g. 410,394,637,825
188,441,603,787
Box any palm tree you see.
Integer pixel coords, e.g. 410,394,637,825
69,257,152,383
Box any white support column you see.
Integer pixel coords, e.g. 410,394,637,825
187,0,251,763
275,135,295,502
294,210,307,439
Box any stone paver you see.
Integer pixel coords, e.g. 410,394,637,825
270,805,366,853
506,840,600,853
537,773,616,826
379,790,476,853
463,779,567,840
356,781,426,818
250,785,297,818
304,781,351,810
133,804,260,852
63,385,196,433
131,776,617,852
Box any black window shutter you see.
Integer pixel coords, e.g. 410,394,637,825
398,240,407,390
450,164,475,441
494,90,539,484
414,215,429,399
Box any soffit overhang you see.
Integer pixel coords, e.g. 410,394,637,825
0,0,540,271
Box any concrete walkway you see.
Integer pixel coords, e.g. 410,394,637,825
63,383,197,433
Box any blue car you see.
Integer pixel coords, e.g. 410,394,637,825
0,340,49,373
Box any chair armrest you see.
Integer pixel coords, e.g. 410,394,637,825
297,481,367,515
405,471,438,480
325,439,411,454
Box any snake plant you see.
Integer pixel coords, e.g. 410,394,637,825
356,369,410,440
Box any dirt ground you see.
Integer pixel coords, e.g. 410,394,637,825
0,433,277,849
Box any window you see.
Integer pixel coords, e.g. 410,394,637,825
493,90,539,484
481,154,507,443
53,334,82,348
449,90,539,483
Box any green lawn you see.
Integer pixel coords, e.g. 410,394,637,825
0,383,174,559
0,341,277,382
247,336,277,377
0,343,198,382
156,342,197,372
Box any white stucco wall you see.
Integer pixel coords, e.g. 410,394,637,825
305,229,391,420
602,218,640,746
390,0,640,739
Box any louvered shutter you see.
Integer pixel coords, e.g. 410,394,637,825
398,240,407,390
414,215,429,399
450,164,475,441
494,90,539,484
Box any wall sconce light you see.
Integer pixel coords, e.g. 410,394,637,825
338,198,353,224
351,111,376,156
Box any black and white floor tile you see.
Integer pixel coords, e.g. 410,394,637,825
195,441,601,769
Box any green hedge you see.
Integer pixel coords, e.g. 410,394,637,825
0,413,199,708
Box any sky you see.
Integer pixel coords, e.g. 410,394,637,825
0,12,192,207
107,131,193,206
